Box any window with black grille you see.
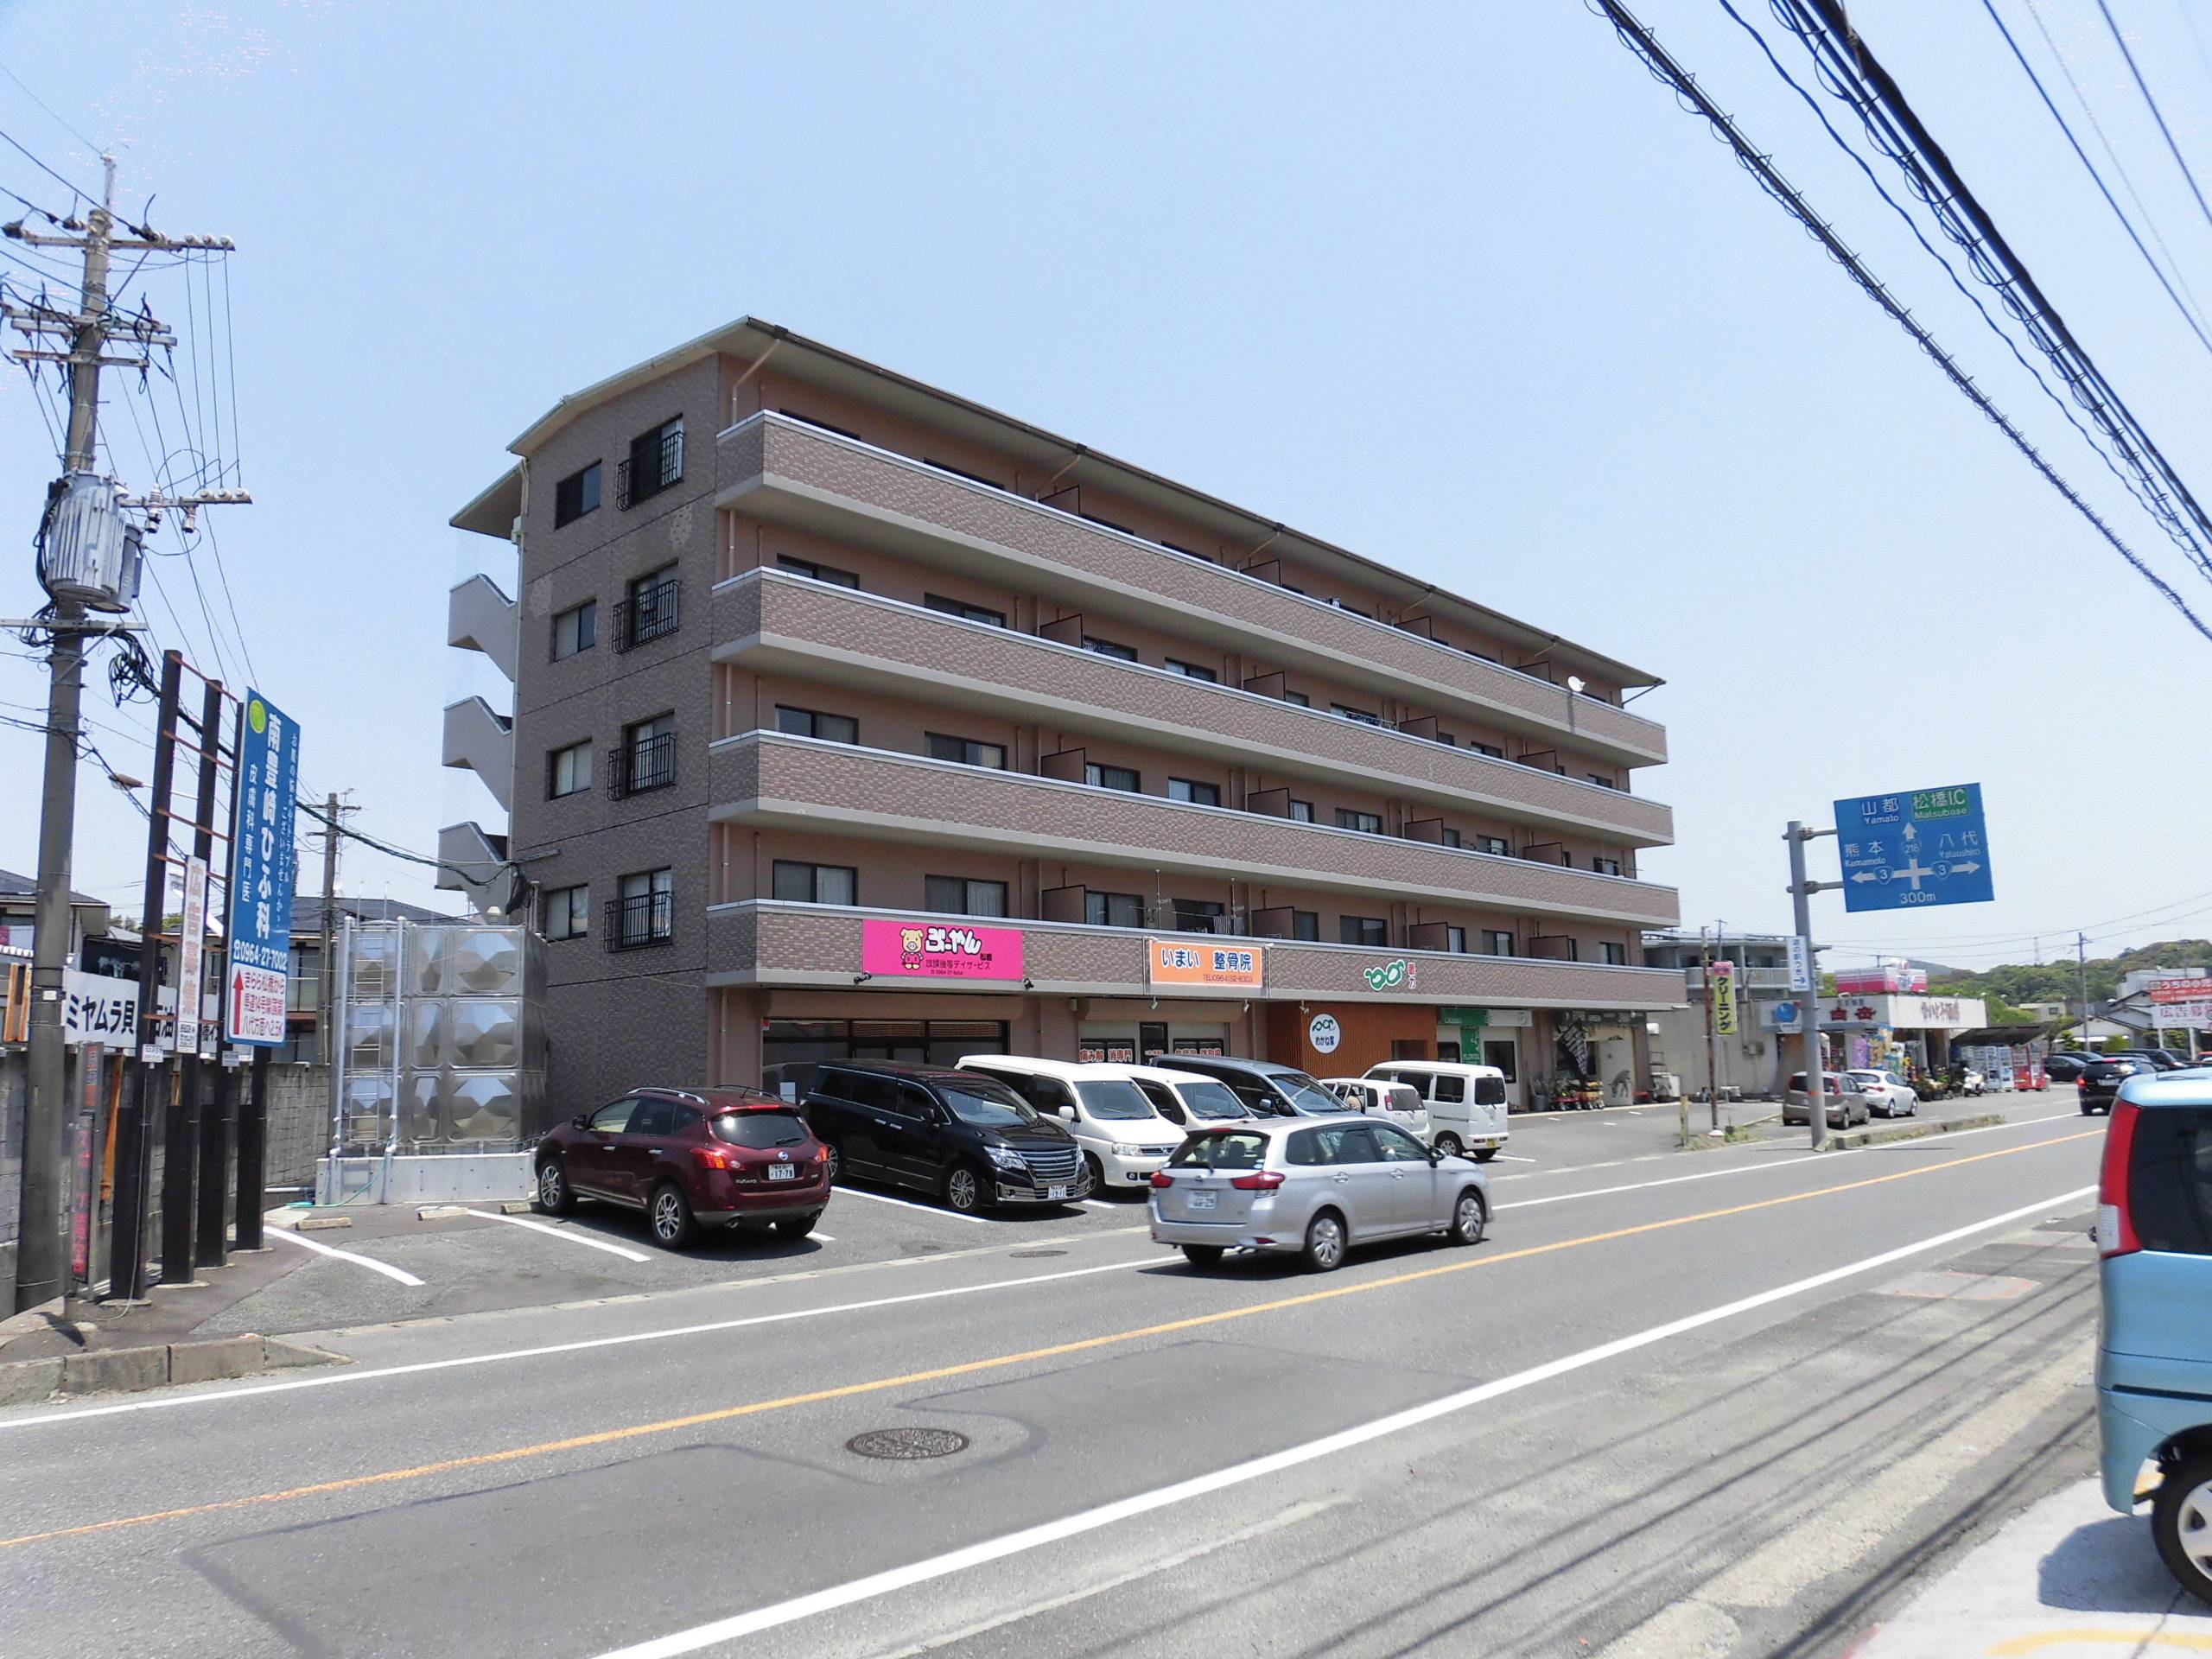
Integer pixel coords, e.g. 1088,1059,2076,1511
609,715,676,798
607,869,673,950
613,566,680,652
616,417,683,509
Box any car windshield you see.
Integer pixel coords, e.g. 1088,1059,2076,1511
1175,1080,1246,1119
1074,1079,1159,1121
709,1110,808,1148
939,1082,1041,1128
1169,1130,1268,1169
1271,1071,1346,1114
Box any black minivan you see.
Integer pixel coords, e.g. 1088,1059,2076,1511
800,1060,1091,1214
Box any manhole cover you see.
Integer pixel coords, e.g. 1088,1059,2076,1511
1009,1249,1066,1258
846,1427,969,1461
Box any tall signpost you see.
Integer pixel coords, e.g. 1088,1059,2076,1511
224,690,301,1253
1787,785,1999,1150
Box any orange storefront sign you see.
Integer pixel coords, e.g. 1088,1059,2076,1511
1147,938,1264,989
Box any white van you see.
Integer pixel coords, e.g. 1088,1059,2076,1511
1120,1064,1254,1129
1363,1061,1511,1160
957,1056,1187,1191
1320,1077,1431,1141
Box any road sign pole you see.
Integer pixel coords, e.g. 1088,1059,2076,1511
235,1046,268,1249
1788,823,1828,1153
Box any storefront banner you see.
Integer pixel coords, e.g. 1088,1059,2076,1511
1711,960,1738,1036
1359,957,1416,993
1147,938,1263,989
1820,993,1984,1029
2152,1000,2212,1028
861,918,1024,981
2149,978,2212,1005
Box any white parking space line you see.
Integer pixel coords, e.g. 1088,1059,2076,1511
585,1186,2098,1658
269,1226,425,1287
810,1234,836,1243
469,1210,652,1262
832,1185,995,1225
1495,1155,1540,1164
1079,1199,1118,1210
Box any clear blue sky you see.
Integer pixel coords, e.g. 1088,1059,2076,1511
2,0,2209,974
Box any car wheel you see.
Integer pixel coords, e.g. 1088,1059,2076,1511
2155,1455,2212,1609
1180,1244,1224,1269
774,1212,819,1239
1301,1210,1347,1273
943,1163,987,1216
1472,1147,1500,1164
820,1140,843,1185
1083,1153,1107,1194
648,1182,696,1250
1434,1134,1464,1159
1448,1187,1488,1246
534,1157,575,1217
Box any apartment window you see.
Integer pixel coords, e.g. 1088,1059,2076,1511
1340,915,1389,948
1173,899,1225,934
1078,510,1136,537
1336,809,1383,836
542,884,589,942
618,416,683,509
777,556,859,589
1166,659,1218,683
1593,856,1624,877
1284,690,1311,708
1291,911,1320,942
608,869,674,950
1086,891,1145,929
1327,597,1373,619
1427,731,1457,747
615,565,680,650
1446,925,1468,953
553,462,601,527
613,715,676,798
1589,773,1615,789
552,600,597,659
775,705,859,744
924,594,1007,628
1472,741,1503,759
1288,799,1315,823
772,861,857,906
1168,778,1220,807
1085,762,1141,793
925,875,1008,918
1483,930,1515,957
1332,703,1381,726
1602,942,1628,966
548,741,593,798
1475,834,1510,857
926,732,1007,770
1083,636,1137,662
1159,539,1204,561
779,408,862,442
1440,827,1463,849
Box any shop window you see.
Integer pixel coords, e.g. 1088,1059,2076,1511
760,1019,1007,1102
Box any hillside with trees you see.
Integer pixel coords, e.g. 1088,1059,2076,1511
1911,939,2212,1020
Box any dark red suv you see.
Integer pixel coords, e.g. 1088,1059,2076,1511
534,1087,830,1249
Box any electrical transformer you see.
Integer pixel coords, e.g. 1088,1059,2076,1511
38,472,141,613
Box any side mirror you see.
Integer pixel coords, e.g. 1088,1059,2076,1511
571,1114,590,1130
1056,1104,1076,1121
1428,1146,1446,1164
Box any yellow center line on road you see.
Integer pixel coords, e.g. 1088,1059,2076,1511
0,1127,2099,1554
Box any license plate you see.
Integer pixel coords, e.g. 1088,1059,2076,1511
767,1164,798,1181
1046,1183,1070,1201
1188,1189,1218,1211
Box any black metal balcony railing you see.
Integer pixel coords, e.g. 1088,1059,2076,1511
606,892,674,951
615,424,684,510
607,732,677,799
612,577,681,652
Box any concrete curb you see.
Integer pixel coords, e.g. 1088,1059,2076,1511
0,1334,342,1408
1826,1112,2006,1151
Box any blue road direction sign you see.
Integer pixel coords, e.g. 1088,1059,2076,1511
223,690,302,1044
1834,785,1994,912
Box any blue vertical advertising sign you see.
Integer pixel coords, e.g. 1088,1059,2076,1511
223,690,301,1045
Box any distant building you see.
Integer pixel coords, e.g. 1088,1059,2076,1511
0,866,113,964
1642,931,1804,1099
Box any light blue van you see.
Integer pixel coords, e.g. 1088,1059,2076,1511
2096,1069,2212,1606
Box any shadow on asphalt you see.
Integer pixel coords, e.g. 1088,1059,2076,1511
2035,1514,2187,1614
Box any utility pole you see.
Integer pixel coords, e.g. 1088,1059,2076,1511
315,793,354,1032
2077,931,2092,1052
1696,925,1718,1147
1786,822,1837,1152
8,161,241,1313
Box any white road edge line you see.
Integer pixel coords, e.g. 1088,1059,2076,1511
587,1185,2098,1659
0,1255,1159,1431
267,1227,425,1287
469,1210,653,1262
833,1186,995,1224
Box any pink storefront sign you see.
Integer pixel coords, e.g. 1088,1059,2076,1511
861,918,1026,982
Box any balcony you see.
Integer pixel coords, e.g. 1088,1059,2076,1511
710,569,1674,847
607,731,678,799
613,575,682,652
709,731,1681,928
1683,965,1797,991
715,412,1667,768
705,899,1686,1011
441,696,514,812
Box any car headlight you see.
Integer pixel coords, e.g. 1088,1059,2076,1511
1111,1143,1155,1159
985,1144,1027,1170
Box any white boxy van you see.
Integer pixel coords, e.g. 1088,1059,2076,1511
1362,1061,1511,1161
957,1056,1188,1191
1119,1065,1254,1128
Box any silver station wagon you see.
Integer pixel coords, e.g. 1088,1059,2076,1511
1148,1116,1491,1272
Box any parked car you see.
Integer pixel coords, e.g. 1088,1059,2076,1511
534,1086,830,1249
1362,1061,1513,1161
2095,1069,2212,1607
2045,1052,2095,1083
1150,1054,1353,1117
1782,1073,1872,1129
1846,1069,1920,1118
1148,1116,1491,1272
2082,1057,2158,1116
1121,1064,1254,1128
799,1059,1090,1213
1322,1077,1431,1141
2118,1049,2190,1073
957,1055,1186,1192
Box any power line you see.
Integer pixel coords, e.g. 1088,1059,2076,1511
1585,0,2212,642
1981,0,2212,358
0,63,101,154
2094,0,2212,241
0,122,90,206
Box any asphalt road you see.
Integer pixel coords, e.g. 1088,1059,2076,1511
0,1097,2103,1658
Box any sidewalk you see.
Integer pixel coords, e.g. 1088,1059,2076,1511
1854,1478,2211,1657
